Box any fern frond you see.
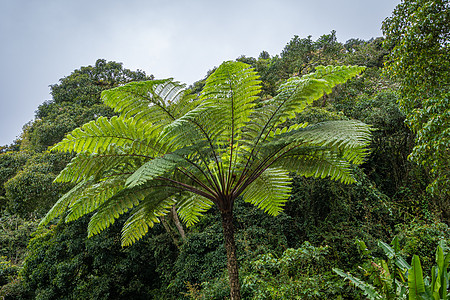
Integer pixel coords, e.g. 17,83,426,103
39,180,92,226
52,116,161,156
101,79,197,129
273,147,356,184
292,120,371,147
176,194,214,227
250,65,365,143
55,146,147,183
201,61,261,143
120,188,179,246
65,175,127,222
242,168,292,216
87,185,149,237
126,151,186,188
280,120,372,165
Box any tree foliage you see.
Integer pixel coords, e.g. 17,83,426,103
382,0,450,197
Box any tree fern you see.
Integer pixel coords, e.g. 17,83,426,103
43,60,371,300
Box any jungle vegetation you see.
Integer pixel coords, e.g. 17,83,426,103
0,1,448,299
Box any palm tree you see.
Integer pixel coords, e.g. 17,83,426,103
41,61,370,299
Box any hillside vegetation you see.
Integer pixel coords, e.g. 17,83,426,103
0,3,449,298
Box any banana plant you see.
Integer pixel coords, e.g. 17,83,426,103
334,239,449,300
409,240,450,300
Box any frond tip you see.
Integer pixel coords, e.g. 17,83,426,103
243,168,292,216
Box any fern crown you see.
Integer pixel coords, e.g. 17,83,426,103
42,61,370,246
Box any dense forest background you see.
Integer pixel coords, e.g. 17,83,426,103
0,3,449,299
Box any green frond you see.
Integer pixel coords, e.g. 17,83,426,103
39,180,92,226
282,120,372,165
65,175,127,222
52,116,161,156
242,167,292,216
250,65,365,142
201,61,261,144
87,185,149,237
176,194,214,227
268,122,309,139
292,120,372,148
101,79,196,128
120,188,179,246
304,65,365,85
54,146,147,183
274,147,356,184
126,150,188,188
160,104,220,147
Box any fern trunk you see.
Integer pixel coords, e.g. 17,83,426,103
220,209,241,300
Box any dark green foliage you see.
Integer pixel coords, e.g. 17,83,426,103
383,0,450,197
241,242,343,299
14,214,173,300
0,151,30,209
394,221,450,272
0,215,39,264
337,90,445,220
0,257,20,287
50,59,151,106
343,37,387,68
3,152,73,216
350,92,412,195
280,35,315,77
287,168,395,268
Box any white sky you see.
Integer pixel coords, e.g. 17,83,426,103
0,0,400,146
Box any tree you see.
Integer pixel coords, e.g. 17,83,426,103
3,151,72,216
382,0,450,198
50,59,150,106
40,61,370,299
19,59,152,152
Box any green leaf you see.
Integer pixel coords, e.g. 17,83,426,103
87,186,147,237
408,255,427,300
333,268,382,300
242,167,292,216
52,116,161,156
176,194,214,227
39,180,91,226
101,79,188,128
121,188,178,246
379,240,411,272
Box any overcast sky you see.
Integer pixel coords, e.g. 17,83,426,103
0,0,400,146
